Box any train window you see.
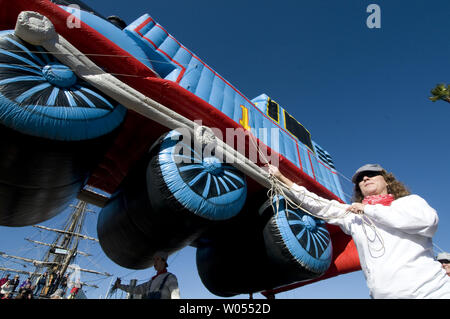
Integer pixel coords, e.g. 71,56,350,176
266,99,280,123
283,110,314,152
315,144,336,169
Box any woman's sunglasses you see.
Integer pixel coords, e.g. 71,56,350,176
356,171,382,184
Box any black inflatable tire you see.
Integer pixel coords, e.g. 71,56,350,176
261,195,332,275
0,180,82,227
147,130,247,221
0,32,125,226
97,191,157,270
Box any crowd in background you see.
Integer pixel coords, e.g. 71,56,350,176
0,270,80,299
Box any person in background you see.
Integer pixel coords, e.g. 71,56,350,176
0,280,13,298
50,288,65,299
437,252,450,276
19,277,32,290
47,270,61,296
59,273,69,294
20,283,34,299
0,274,10,288
266,163,450,298
34,272,47,297
68,279,82,299
113,251,180,299
10,275,20,293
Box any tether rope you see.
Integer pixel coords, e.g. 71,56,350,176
245,131,386,258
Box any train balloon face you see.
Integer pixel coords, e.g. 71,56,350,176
0,0,360,296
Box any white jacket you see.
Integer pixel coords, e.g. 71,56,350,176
117,272,180,299
291,183,450,299
1,282,13,295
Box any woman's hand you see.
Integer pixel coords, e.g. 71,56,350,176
266,164,282,179
346,203,366,215
264,164,294,188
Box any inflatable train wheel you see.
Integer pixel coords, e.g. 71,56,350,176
195,192,332,297
0,31,126,226
147,130,247,221
97,179,159,269
260,195,332,275
97,130,247,269
0,31,125,140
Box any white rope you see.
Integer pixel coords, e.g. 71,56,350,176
267,170,385,258
0,47,365,203
12,12,387,261
245,129,386,258
3,48,184,69
360,215,385,258
432,242,445,254
0,48,356,204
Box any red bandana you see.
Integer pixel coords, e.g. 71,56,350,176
362,194,395,206
152,269,167,280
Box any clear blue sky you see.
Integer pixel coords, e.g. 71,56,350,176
1,0,449,299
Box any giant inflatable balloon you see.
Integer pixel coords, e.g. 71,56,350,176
0,0,361,296
0,30,126,226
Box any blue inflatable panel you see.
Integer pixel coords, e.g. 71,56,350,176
59,6,155,72
264,195,332,274
0,31,126,141
124,15,346,201
155,130,247,220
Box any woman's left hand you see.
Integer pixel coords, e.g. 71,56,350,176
346,203,365,214
265,164,282,179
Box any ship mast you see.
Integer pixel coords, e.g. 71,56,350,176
0,200,111,293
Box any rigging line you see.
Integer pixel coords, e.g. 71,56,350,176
118,269,140,280
245,126,354,202
246,127,350,209
433,242,445,253
82,254,110,275
2,48,188,68
268,173,385,257
0,61,151,80
246,128,385,257
2,51,359,186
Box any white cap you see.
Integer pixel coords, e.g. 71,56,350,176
437,252,450,262
352,163,384,183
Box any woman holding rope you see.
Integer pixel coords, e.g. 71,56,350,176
266,163,450,298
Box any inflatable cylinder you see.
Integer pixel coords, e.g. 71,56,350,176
0,31,126,226
97,130,247,269
196,194,332,296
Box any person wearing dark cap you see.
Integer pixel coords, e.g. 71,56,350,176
437,252,450,276
11,275,20,293
266,163,450,298
113,251,180,299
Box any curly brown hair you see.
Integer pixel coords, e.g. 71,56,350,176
352,170,411,203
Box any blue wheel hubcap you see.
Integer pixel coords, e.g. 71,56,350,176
42,63,77,88
302,215,317,231
202,156,223,175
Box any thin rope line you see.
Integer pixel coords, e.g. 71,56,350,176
246,128,385,257
3,48,187,68
3,47,357,201
1,48,362,194
433,242,445,253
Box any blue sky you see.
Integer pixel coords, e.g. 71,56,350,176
1,0,449,299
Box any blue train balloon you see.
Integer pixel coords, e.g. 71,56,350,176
0,0,361,296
